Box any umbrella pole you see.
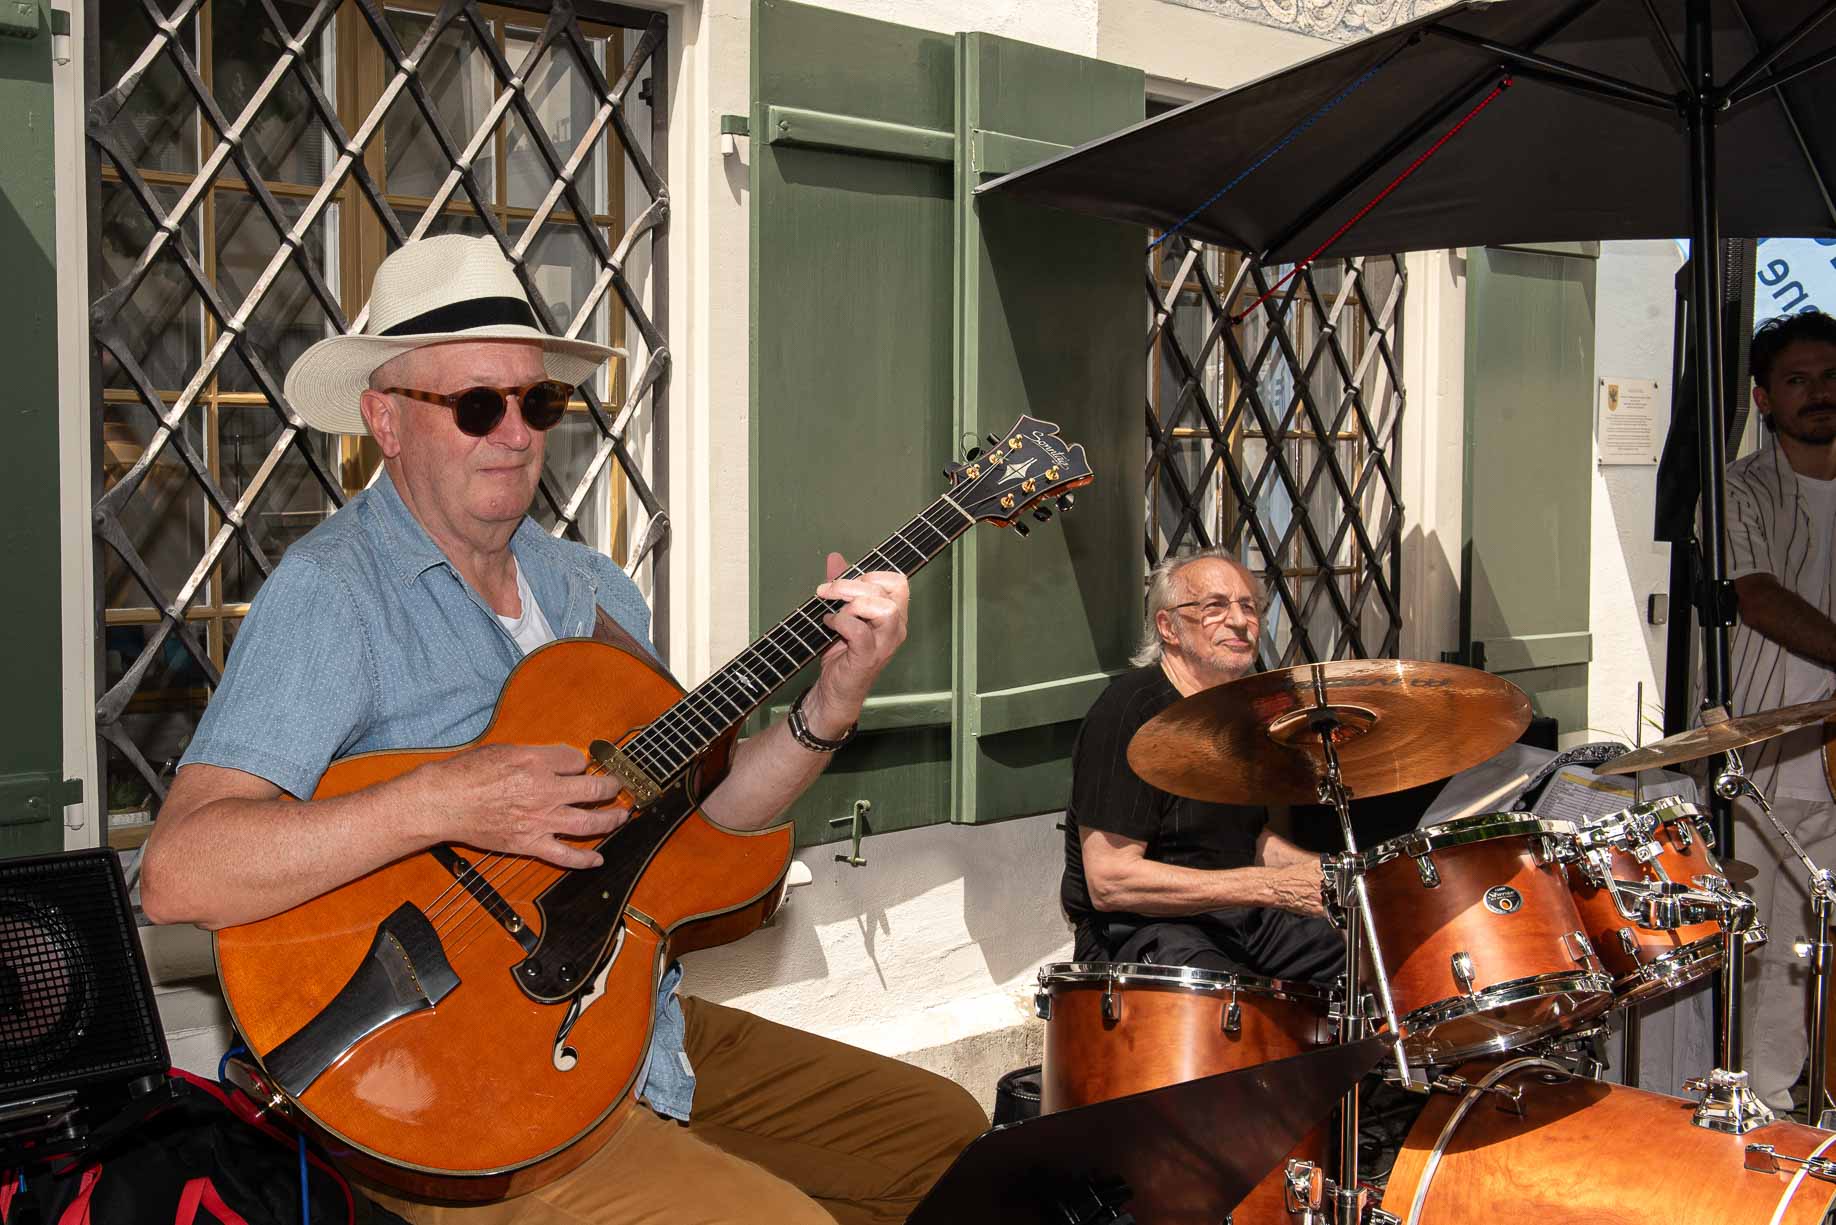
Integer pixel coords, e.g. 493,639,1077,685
1684,0,1770,1131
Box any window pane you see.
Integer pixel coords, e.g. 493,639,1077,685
215,191,340,394
525,224,611,396
383,9,495,202
94,182,202,392
211,0,335,187
101,402,208,612
505,30,605,216
533,410,609,548
218,404,340,602
391,203,492,242
99,0,198,174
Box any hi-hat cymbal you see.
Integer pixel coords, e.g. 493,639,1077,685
1595,698,1836,776
1126,659,1534,805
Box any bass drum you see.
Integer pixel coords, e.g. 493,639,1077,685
1036,962,1333,1225
1381,1058,1836,1225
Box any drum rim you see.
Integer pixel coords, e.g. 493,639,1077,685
1615,933,1724,997
1361,812,1579,867
1035,960,1334,1003
1396,970,1614,1061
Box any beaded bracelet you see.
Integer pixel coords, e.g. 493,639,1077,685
788,688,857,753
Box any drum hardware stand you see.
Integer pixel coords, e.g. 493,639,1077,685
1280,1160,1400,1225
1713,745,1836,1126
1297,669,1422,1225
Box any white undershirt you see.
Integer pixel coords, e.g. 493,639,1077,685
495,558,558,655
1773,474,1836,799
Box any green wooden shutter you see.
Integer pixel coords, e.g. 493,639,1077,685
749,0,1144,846
953,34,1143,823
0,0,78,854
1462,244,1597,733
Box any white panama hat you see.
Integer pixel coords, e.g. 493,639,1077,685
283,234,623,435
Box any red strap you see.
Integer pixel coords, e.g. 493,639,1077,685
175,1177,252,1225
55,1166,100,1225
1,1171,15,1223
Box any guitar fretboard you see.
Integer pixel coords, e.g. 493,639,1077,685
617,497,975,786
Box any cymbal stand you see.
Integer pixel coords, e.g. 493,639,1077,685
1304,671,1417,1225
1714,747,1836,1127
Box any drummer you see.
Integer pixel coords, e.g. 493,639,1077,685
1060,548,1342,982
1727,309,1836,1114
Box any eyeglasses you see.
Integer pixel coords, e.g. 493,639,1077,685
1169,596,1263,622
380,379,576,437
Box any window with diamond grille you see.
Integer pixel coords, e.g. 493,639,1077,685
1147,236,1404,669
87,0,669,841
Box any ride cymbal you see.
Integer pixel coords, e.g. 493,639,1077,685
1126,659,1533,805
1595,698,1836,775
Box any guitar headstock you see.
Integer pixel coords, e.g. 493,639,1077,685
943,415,1095,533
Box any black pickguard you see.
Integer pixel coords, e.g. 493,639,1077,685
511,783,699,1003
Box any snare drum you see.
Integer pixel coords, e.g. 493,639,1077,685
1380,1058,1836,1225
1353,813,1613,1064
1568,797,1746,1005
1036,963,1333,1225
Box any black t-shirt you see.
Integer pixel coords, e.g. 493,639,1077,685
1061,665,1268,934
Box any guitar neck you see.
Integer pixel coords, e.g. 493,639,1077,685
622,496,977,787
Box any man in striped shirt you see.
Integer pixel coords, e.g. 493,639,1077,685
1726,309,1836,1112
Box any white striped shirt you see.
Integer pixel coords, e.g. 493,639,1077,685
1726,435,1836,800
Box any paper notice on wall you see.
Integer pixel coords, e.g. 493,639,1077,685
1597,376,1660,465
1532,764,1700,824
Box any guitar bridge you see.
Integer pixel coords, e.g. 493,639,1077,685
589,738,661,807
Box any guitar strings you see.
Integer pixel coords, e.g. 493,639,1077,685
422,511,964,957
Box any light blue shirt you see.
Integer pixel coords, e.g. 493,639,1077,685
182,472,696,1120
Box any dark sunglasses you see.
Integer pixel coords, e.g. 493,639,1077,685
380,379,577,437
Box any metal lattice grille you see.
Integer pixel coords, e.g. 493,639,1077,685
86,0,669,826
1147,237,1404,668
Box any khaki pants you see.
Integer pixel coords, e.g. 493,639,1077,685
370,996,988,1224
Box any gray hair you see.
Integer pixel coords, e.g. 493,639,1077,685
1129,548,1265,667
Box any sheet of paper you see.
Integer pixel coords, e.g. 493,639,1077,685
1532,764,1701,824
1418,742,1553,825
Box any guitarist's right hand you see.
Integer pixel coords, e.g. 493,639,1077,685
415,744,631,869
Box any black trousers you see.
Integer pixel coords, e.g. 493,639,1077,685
1075,907,1345,986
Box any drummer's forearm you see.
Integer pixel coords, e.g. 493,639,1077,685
1091,862,1321,916
1734,574,1836,667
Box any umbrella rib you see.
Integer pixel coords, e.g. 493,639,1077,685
1721,0,1836,102
1725,38,1836,108
1724,0,1836,228
1238,78,1511,324
1638,0,1690,90
1424,27,1674,110
1258,0,1603,261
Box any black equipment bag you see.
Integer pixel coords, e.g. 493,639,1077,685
0,1069,402,1225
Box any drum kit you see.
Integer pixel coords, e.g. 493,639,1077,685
1031,660,1836,1225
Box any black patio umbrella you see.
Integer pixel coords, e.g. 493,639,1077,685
978,0,1836,712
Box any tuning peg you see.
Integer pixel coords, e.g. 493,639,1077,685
1056,493,1076,513
1032,505,1054,523
1011,520,1031,538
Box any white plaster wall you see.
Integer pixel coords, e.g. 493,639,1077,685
1398,249,1467,664
1585,241,1681,746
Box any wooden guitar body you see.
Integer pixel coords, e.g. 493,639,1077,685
213,639,793,1202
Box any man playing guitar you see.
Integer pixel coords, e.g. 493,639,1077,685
140,235,985,1224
